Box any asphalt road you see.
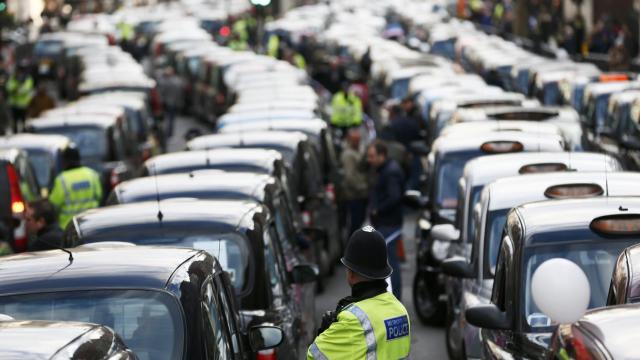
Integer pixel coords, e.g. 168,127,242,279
170,115,447,359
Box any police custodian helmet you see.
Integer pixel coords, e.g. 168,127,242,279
340,226,393,279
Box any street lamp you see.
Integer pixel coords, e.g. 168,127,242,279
249,0,272,54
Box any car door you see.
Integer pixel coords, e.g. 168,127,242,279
201,278,235,360
213,273,245,359
263,224,297,358
272,194,315,348
482,234,517,358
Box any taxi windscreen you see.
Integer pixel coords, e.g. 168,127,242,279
82,231,250,294
0,289,184,360
522,238,640,331
37,126,108,160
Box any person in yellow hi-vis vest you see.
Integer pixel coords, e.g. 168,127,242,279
308,226,411,359
48,146,103,229
331,82,363,128
267,33,280,58
6,62,34,133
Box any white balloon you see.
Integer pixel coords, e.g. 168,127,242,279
531,258,591,324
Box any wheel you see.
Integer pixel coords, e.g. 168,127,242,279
412,272,445,326
445,304,463,360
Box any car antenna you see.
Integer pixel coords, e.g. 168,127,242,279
152,163,164,224
40,239,73,263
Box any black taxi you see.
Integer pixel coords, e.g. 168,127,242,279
466,197,640,358
66,199,317,359
187,131,342,274
0,245,283,360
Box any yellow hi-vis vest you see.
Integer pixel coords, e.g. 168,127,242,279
6,75,34,109
331,91,363,128
48,167,103,229
308,292,411,360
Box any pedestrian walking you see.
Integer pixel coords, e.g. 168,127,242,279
157,67,183,138
27,83,55,119
5,61,34,133
48,146,103,229
25,199,63,251
331,82,363,129
366,140,405,301
308,226,411,359
341,128,369,235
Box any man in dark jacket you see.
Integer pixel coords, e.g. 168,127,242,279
366,140,405,300
26,199,63,251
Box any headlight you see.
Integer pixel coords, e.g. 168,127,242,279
431,239,450,262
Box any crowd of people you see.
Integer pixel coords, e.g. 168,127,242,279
464,0,638,70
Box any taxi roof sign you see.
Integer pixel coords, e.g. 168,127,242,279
591,214,640,235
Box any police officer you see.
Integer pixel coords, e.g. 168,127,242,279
6,61,34,133
330,82,363,129
48,146,103,229
308,226,411,359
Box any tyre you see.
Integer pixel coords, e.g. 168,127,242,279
412,272,445,326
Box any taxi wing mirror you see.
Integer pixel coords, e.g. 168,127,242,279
431,224,460,242
404,190,429,208
292,264,319,284
465,304,511,330
249,325,284,351
442,257,473,278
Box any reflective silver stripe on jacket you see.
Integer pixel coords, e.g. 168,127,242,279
309,342,328,360
346,304,377,360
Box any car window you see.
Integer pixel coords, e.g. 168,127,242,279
264,226,287,307
491,236,509,311
273,194,297,270
38,126,108,160
202,280,233,360
17,155,39,201
523,239,639,331
0,290,184,360
23,149,54,189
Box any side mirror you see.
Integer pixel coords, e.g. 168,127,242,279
292,264,319,284
409,141,430,156
531,258,590,324
431,224,460,242
442,257,473,278
403,190,429,208
248,325,284,351
465,304,511,330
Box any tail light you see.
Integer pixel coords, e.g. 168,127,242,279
107,34,116,46
256,349,276,360
7,164,27,252
141,147,152,162
325,183,336,203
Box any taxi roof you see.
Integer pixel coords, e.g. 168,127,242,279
577,304,640,359
0,320,102,357
187,131,308,152
0,246,203,294
114,171,275,204
145,148,283,175
0,134,71,152
218,118,327,135
487,172,640,211
441,120,562,138
431,131,565,155
513,197,640,242
74,199,265,238
464,152,622,188
27,113,119,129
